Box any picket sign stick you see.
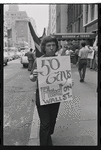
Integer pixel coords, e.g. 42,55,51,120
37,56,73,106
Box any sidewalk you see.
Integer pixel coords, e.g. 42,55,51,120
28,64,97,146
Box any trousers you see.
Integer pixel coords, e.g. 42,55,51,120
36,90,60,146
28,60,34,71
78,59,87,80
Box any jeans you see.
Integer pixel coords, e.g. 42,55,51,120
78,59,87,80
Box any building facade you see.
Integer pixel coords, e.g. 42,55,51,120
55,4,98,34
47,4,56,35
4,4,37,49
48,4,98,47
4,19,8,48
56,4,67,33
83,4,98,33
67,4,84,33
15,20,28,48
5,5,28,47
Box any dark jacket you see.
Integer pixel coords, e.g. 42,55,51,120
25,51,35,61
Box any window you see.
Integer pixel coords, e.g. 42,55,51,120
73,5,75,22
91,4,95,20
76,5,78,18
85,5,88,24
78,4,80,15
80,5,82,14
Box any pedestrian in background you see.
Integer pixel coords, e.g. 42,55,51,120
65,45,73,56
25,48,35,71
90,35,98,70
61,45,73,56
30,36,74,146
75,48,79,64
77,41,93,82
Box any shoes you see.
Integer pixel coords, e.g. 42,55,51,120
80,79,84,82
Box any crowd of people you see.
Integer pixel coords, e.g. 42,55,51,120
55,36,98,72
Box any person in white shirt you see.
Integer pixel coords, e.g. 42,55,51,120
61,45,73,56
65,45,73,56
77,41,93,82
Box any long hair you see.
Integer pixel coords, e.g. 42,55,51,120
41,36,58,54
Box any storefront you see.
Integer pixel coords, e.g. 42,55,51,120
52,32,96,64
52,32,96,47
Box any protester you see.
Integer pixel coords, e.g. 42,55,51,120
30,36,74,146
25,48,35,71
89,35,98,70
77,41,93,82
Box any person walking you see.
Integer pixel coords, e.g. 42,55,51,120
77,41,93,82
25,48,35,71
30,36,74,146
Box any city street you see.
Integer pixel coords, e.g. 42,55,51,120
4,58,36,145
3,58,97,145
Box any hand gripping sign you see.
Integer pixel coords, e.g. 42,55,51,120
37,56,72,105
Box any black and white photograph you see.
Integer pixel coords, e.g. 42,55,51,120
3,3,98,146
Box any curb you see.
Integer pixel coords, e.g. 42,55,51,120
28,105,40,146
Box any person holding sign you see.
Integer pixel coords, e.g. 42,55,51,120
30,36,74,146
77,41,93,82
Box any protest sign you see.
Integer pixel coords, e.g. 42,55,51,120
87,47,94,59
37,56,72,106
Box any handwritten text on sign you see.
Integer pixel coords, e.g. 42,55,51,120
37,56,72,105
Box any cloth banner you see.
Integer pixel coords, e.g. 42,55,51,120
37,56,73,105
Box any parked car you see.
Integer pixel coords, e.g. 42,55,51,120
20,55,29,68
4,52,9,66
16,51,21,58
9,51,15,60
13,52,20,59
7,53,13,61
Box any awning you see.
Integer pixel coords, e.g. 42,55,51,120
52,32,96,41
